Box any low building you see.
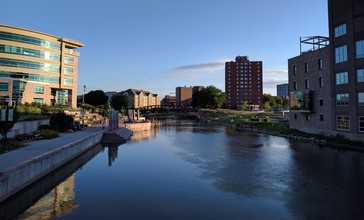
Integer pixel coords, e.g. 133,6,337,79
122,89,160,108
289,36,332,134
175,86,204,106
162,95,176,106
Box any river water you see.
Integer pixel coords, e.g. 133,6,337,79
4,120,364,219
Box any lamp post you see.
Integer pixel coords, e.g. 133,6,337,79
3,98,9,152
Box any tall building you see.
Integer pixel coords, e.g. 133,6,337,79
0,25,84,108
225,56,263,110
276,83,289,97
175,86,204,106
328,0,364,140
289,36,332,134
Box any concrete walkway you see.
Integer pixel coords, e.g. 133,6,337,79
0,126,105,172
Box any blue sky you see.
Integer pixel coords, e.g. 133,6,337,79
1,0,328,97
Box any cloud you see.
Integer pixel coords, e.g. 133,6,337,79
264,69,288,74
263,78,288,88
166,61,227,80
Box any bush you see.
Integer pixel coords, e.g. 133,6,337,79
36,129,59,139
50,112,74,131
38,124,51,130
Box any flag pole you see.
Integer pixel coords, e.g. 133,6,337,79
82,85,85,128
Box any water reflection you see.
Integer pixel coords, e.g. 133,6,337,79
0,144,103,220
5,121,364,219
17,175,77,220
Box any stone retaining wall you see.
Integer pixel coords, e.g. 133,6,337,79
0,131,103,202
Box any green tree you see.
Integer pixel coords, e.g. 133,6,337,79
192,86,225,109
263,101,271,111
110,92,129,110
49,112,74,131
241,101,249,111
84,90,108,107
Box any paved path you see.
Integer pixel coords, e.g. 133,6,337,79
0,126,105,172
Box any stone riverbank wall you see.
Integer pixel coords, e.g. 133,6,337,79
0,131,104,202
121,121,151,132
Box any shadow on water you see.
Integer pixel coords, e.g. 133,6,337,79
171,124,364,219
0,144,103,220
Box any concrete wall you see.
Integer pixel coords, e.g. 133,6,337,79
121,121,151,132
0,131,103,202
8,119,50,138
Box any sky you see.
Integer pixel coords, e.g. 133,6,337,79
1,0,328,97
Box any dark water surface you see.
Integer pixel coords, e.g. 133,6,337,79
7,121,364,219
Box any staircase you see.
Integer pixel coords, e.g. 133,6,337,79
101,128,133,147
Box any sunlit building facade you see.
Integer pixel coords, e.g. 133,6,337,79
123,89,160,108
0,24,84,108
225,56,263,110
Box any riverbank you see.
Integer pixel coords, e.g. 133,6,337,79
0,127,104,202
199,109,364,152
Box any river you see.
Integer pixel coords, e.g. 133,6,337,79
3,120,364,219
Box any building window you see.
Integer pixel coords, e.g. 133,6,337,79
64,67,73,75
33,98,43,104
320,99,323,106
318,58,323,69
294,114,297,120
0,82,8,91
356,40,364,59
337,116,350,131
358,69,364,83
358,92,364,106
335,45,348,63
359,117,364,132
293,81,297,90
305,62,309,72
293,65,297,75
334,24,347,38
336,72,348,85
34,86,44,94
319,77,324,88
336,93,349,106
63,78,73,86
64,56,74,64
320,114,324,121
306,115,310,121
305,79,309,89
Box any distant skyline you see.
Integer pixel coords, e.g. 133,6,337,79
1,0,328,97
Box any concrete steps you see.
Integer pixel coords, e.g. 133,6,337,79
101,128,133,147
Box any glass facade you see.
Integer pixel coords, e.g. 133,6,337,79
63,78,73,86
64,56,74,64
33,98,43,104
0,44,60,61
29,74,59,84
0,31,61,50
290,91,314,112
0,58,60,73
0,82,9,91
358,92,364,106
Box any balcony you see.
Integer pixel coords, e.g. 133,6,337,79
290,90,314,113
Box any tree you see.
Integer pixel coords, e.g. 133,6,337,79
84,90,108,107
50,112,74,131
263,101,271,111
192,85,225,109
110,92,128,110
241,101,249,111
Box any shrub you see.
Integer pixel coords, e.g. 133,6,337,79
36,129,59,139
50,112,74,131
38,124,51,130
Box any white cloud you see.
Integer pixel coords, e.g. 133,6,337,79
166,61,227,80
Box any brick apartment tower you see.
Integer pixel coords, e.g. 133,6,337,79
328,0,364,140
225,56,263,110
